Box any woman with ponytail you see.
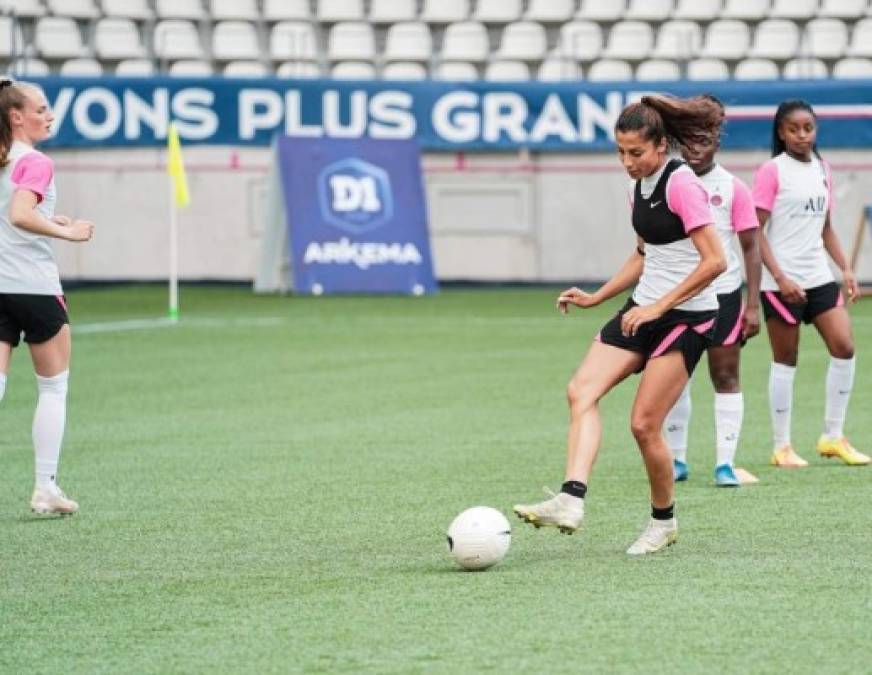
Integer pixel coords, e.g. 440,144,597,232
752,99,867,468
0,79,94,515
513,95,726,556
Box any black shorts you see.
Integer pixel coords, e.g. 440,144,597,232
0,293,69,347
761,282,843,326
596,298,717,376
711,287,745,348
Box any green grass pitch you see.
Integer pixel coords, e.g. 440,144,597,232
1,286,870,674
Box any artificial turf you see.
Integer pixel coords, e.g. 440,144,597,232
1,285,870,674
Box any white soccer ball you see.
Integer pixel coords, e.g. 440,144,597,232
447,506,511,571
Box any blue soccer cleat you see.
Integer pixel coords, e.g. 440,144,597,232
673,459,689,482
714,464,740,487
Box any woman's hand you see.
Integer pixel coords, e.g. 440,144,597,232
62,218,95,242
776,275,806,304
556,287,599,314
742,303,761,340
842,268,859,304
620,303,664,337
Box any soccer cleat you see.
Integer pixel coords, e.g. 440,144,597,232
673,459,689,482
714,464,740,487
770,444,808,468
30,483,79,516
626,518,677,556
513,488,584,534
816,436,871,466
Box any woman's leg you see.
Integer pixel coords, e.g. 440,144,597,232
765,318,804,465
0,341,12,404
707,344,744,478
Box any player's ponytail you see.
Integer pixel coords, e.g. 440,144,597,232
615,94,724,150
0,79,28,169
771,99,821,159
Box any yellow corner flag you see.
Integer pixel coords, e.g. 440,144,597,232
167,122,190,208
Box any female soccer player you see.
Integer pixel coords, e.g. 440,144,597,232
663,97,762,487
0,79,95,514
753,99,867,468
513,95,727,555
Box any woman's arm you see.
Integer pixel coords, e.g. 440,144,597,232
557,238,644,314
822,211,858,303
10,190,93,241
756,207,806,303
737,229,762,339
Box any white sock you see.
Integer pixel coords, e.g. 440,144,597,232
824,356,855,439
0,372,6,402
33,370,68,488
664,382,692,463
715,392,743,467
769,362,795,448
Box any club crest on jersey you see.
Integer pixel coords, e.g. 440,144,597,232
710,194,723,207
317,158,394,233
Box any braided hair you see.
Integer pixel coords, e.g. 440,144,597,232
771,99,820,159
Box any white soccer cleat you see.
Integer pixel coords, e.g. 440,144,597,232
30,483,79,516
626,518,677,556
513,489,584,534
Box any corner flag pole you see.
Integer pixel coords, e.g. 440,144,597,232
166,122,190,322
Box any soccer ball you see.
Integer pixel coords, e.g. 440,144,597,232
446,506,511,571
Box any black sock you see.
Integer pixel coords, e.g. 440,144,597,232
561,480,587,499
651,503,674,520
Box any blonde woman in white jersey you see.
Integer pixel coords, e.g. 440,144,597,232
0,79,94,514
752,99,867,468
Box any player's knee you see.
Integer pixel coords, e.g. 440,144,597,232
828,341,854,360
774,351,798,367
630,413,659,445
566,378,594,414
711,369,739,393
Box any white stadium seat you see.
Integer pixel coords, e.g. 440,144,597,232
0,17,25,57
636,59,681,80
223,60,270,77
473,0,522,24
101,0,153,20
484,60,530,80
263,0,311,21
833,57,872,77
701,20,751,60
748,19,799,59
369,0,416,23
653,20,702,59
330,60,376,79
0,0,46,17
6,58,51,75
383,22,432,62
769,0,817,20
60,57,102,74
153,20,204,59
558,21,603,61
721,0,769,20
496,21,547,61
381,61,427,79
433,61,478,80
625,0,673,22
115,58,155,75
847,19,872,57
210,0,258,21
587,58,633,81
318,0,364,22
734,57,779,79
686,57,729,80
602,21,653,60
95,18,146,59
327,22,375,61
672,0,722,21
537,57,582,81
168,59,214,76
804,19,848,59
818,0,866,19
524,0,574,23
48,0,99,19
783,58,828,78
441,21,489,62
270,22,318,61
35,17,88,59
576,0,626,22
212,21,260,61
421,0,469,23
276,60,321,77
155,0,204,20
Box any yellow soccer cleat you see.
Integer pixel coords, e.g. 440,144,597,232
816,436,871,466
770,444,809,468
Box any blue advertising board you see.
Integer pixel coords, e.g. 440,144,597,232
276,137,437,295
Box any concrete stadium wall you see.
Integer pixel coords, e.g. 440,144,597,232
52,146,872,285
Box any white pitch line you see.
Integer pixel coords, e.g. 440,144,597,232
73,316,286,334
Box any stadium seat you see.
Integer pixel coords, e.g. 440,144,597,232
721,0,769,20
60,57,102,74
686,57,729,80
433,60,478,79
847,19,872,57
558,21,603,61
701,20,751,59
212,21,261,61
115,58,154,75
168,59,213,76
369,0,416,23
636,59,681,80
769,0,817,20
734,57,779,79
48,0,99,19
421,0,469,23
263,0,311,21
537,57,582,80
818,0,866,19
653,20,702,59
95,18,146,59
473,0,521,24
210,0,258,21
6,58,50,75
276,60,321,77
523,0,574,23
35,17,88,59
155,0,204,20
270,22,318,61
748,19,799,59
224,60,270,77
496,21,547,61
833,56,872,77
783,57,828,78
383,22,432,62
625,0,673,22
330,60,376,79
328,22,375,61
804,19,848,58
587,58,633,80
484,60,530,80
602,21,653,60
441,21,489,62
0,0,46,17
318,0,364,22
672,0,722,21
101,0,152,20
0,17,24,57
381,61,427,79
575,0,626,22
153,20,205,60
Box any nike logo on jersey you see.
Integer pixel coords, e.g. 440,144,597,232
650,200,662,208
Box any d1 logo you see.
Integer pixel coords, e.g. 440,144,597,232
317,158,394,233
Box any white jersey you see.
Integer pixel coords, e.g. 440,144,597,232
752,152,834,292
0,140,62,295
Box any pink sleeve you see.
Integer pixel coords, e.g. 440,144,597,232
10,152,54,204
730,177,758,232
666,171,713,233
752,160,778,211
823,160,835,210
